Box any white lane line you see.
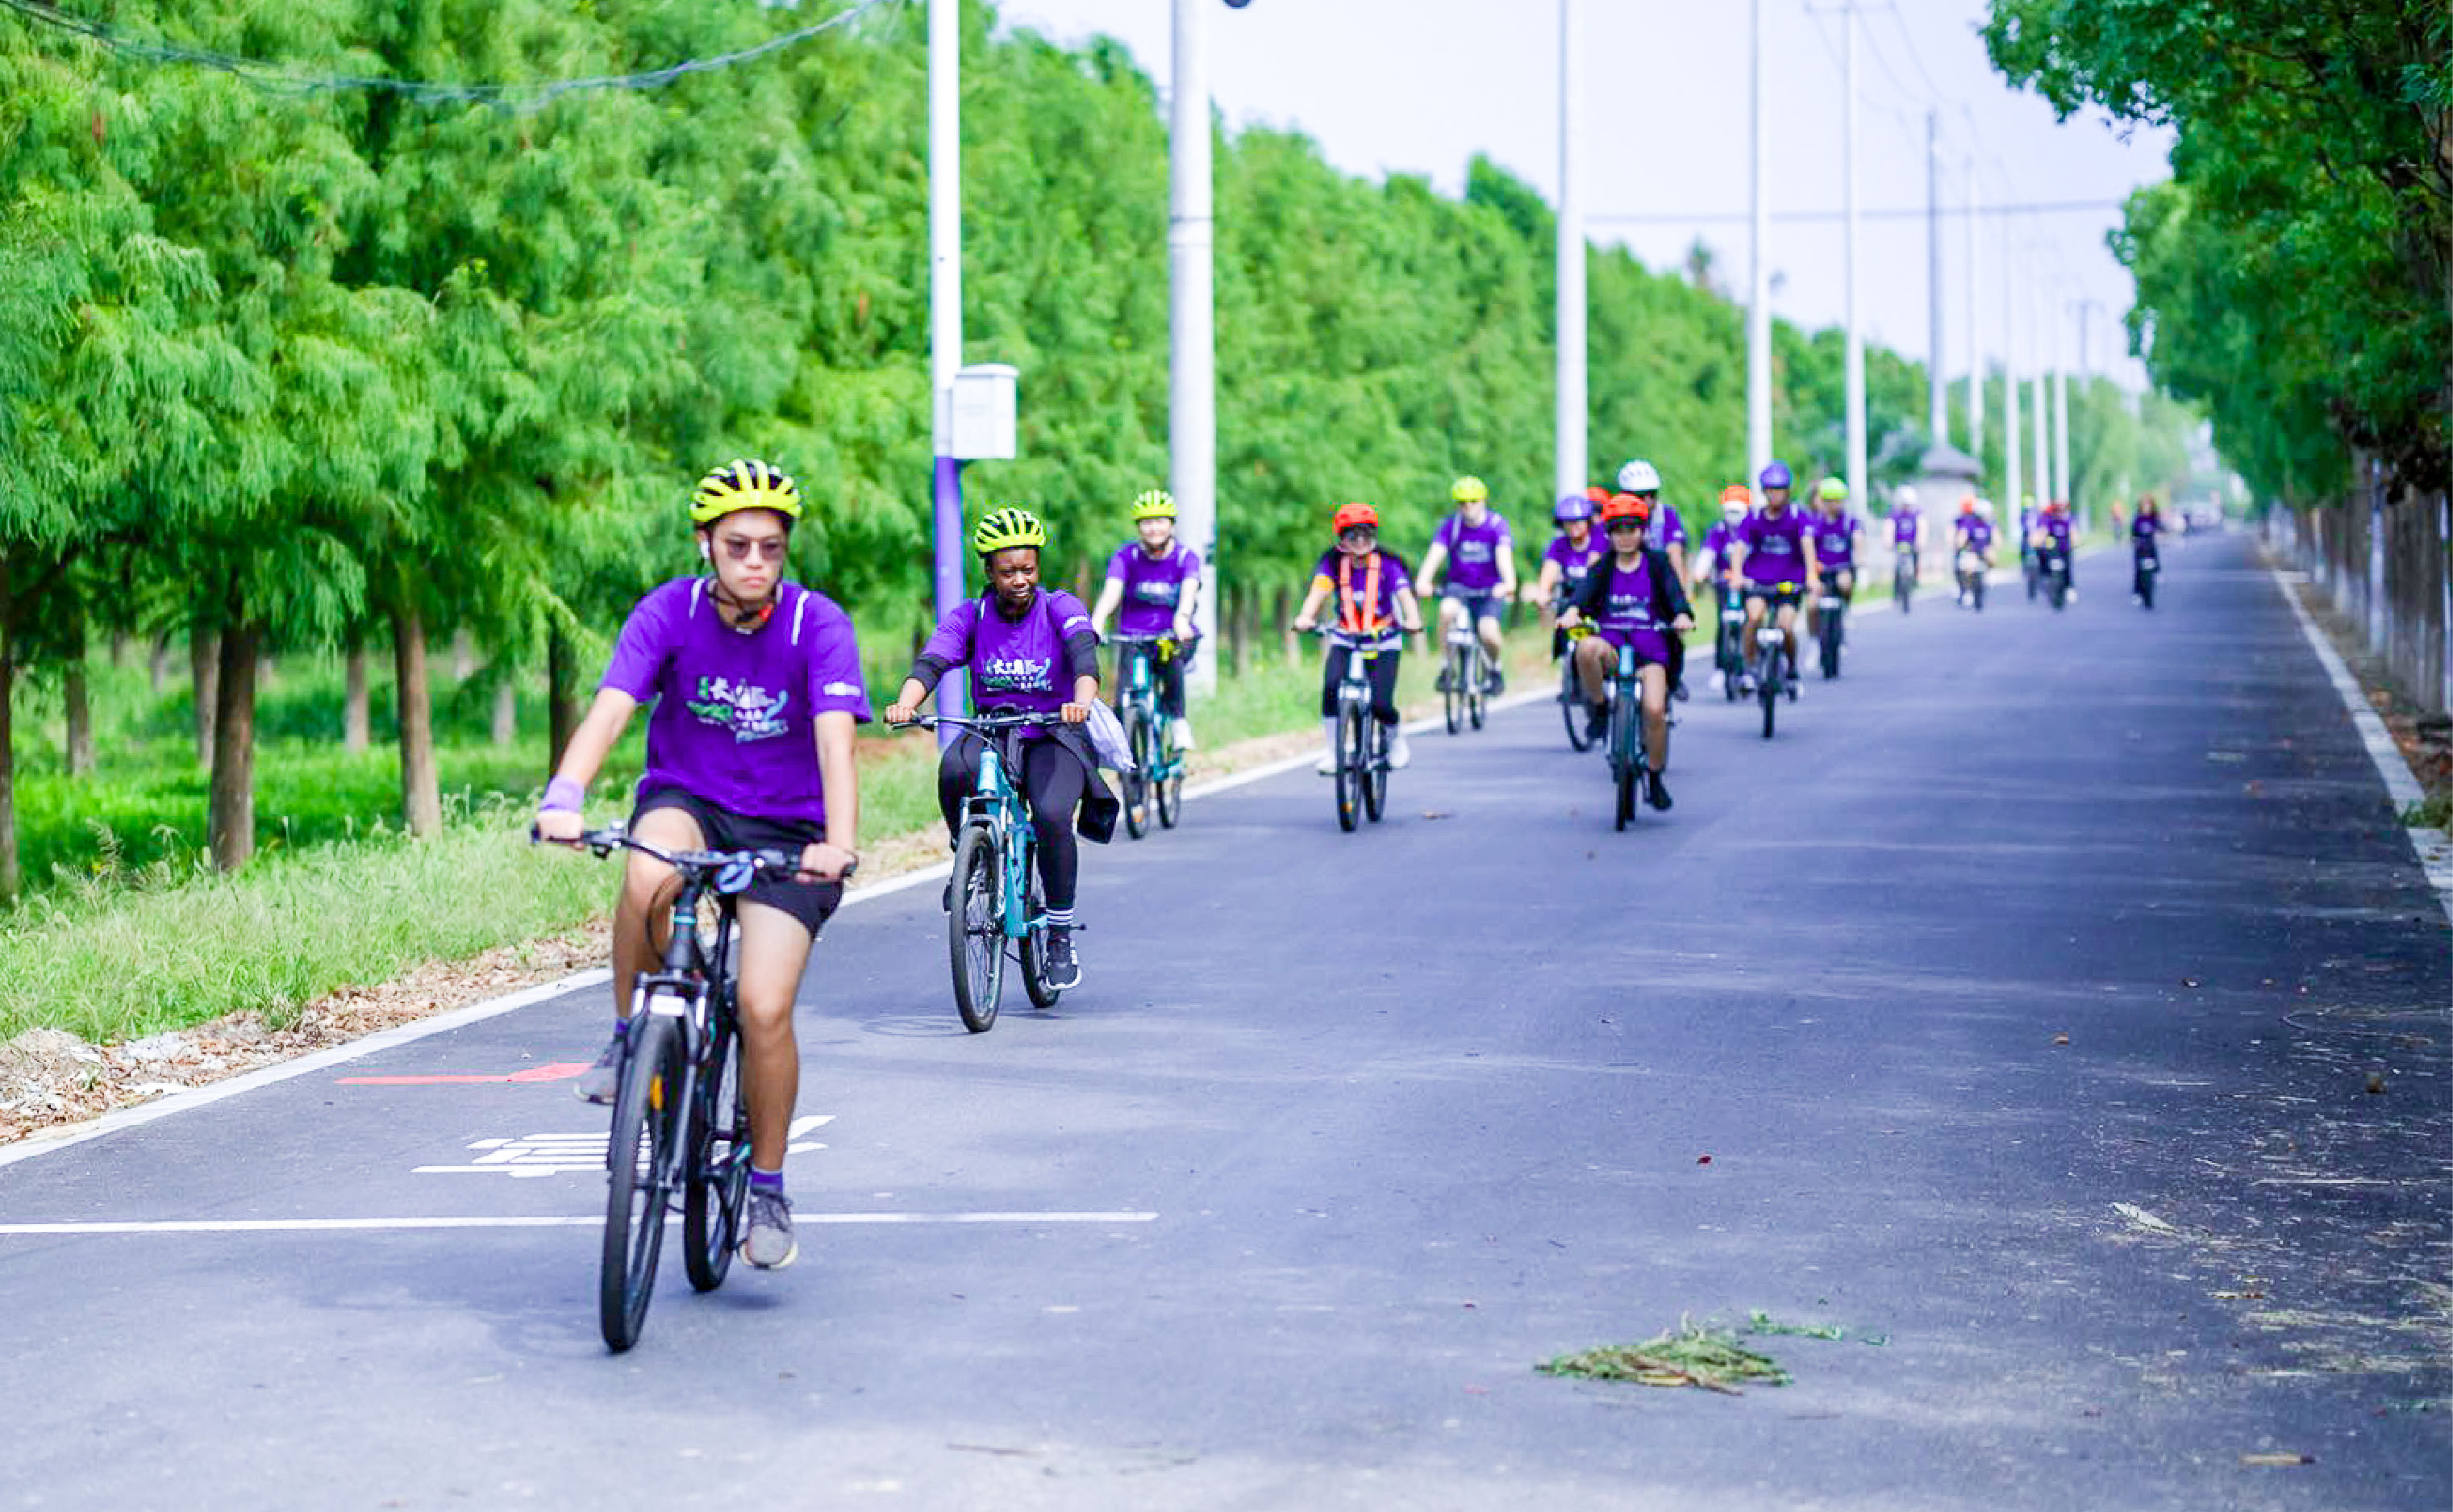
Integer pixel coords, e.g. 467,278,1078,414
0,1211,1160,1235
2271,564,2453,927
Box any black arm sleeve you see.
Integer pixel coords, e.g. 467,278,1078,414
1567,565,1611,623
906,653,956,696
1063,629,1101,686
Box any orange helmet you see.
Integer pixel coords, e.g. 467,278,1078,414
1600,493,1651,526
1718,484,1752,509
1332,502,1379,533
1959,494,1977,515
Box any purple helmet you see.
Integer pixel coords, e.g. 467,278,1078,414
1759,460,1793,490
1553,492,1595,523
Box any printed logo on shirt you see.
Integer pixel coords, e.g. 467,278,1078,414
686,676,792,743
823,680,863,698
1131,580,1181,605
980,655,1054,693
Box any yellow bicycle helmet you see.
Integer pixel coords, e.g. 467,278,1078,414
1450,474,1489,505
1131,488,1177,520
690,459,802,524
971,506,1047,556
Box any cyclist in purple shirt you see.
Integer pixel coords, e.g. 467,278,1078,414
1806,476,1864,643
1089,488,1204,751
1557,494,1695,810
1293,502,1424,773
1418,475,1517,696
886,507,1118,992
1953,497,1997,606
1730,460,1820,689
536,459,868,1272
1889,484,1926,581
2041,499,2078,599
1614,460,1688,584
2130,495,2165,602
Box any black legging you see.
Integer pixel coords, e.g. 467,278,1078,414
937,733,1089,910
1115,640,1193,719
1320,641,1403,724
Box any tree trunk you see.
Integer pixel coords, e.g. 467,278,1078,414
450,625,473,681
109,630,127,668
546,625,581,776
343,639,370,755
64,609,93,778
1227,585,1250,676
189,628,219,766
490,669,517,746
1274,585,1297,666
148,635,169,695
0,558,19,902
206,620,262,871
394,607,443,837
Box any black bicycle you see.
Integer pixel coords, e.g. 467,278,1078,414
1746,585,1799,740
543,827,801,1352
1551,589,1595,751
1713,581,1747,701
2134,545,2159,610
1893,545,1916,613
1595,636,1652,831
2038,541,2072,610
1320,627,1400,831
1815,579,1849,680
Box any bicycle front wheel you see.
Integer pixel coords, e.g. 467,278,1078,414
1119,706,1151,839
1758,660,1778,740
1363,719,1388,823
1442,645,1464,735
949,824,1005,1033
1820,614,1842,679
682,1002,748,1293
1335,703,1364,832
1611,695,1639,831
601,1012,682,1352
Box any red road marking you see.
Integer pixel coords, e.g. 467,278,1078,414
339,1062,589,1086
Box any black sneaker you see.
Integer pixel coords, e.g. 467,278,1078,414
1672,679,1689,702
1645,770,1672,811
1042,927,1082,991
1585,703,1608,740
574,1033,623,1105
1485,669,1506,696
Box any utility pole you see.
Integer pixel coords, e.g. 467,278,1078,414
2003,245,2021,516
1170,0,1218,692
2053,298,2072,523
1964,155,1982,467
928,0,965,736
1926,109,1945,448
1843,0,1866,499
1747,0,1772,488
1556,0,1586,500
2030,279,2047,515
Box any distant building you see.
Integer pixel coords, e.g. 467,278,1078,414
1900,441,1982,513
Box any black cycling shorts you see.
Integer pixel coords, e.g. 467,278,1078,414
631,789,843,938
1744,585,1805,610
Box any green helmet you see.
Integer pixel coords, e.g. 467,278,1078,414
1816,476,1849,503
970,506,1047,556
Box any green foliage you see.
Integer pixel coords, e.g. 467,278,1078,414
1986,0,2452,500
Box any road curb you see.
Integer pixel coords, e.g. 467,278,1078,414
2271,562,2453,928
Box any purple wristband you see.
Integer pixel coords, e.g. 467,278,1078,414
540,776,586,813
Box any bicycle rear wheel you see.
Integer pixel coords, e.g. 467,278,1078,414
682,1000,748,1293
1559,658,1592,750
949,824,1004,1033
1896,564,1913,612
1442,645,1465,735
1820,613,1842,679
1019,863,1062,1009
1119,706,1151,839
1335,703,1364,832
601,1011,682,1352
1466,645,1487,730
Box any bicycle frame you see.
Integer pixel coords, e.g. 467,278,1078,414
940,714,1051,942
1114,637,1181,781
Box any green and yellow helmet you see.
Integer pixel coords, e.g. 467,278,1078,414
970,506,1047,556
1131,488,1177,521
1450,474,1489,505
690,459,802,524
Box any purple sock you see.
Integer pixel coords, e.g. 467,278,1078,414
750,1168,785,1193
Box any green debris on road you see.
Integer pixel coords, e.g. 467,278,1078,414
1538,1319,1793,1394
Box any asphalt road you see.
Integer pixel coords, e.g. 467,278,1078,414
3,533,2446,1511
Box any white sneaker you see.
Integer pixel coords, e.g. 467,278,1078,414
1171,719,1194,752
1315,748,1339,776
1386,728,1412,769
2067,587,2079,602
1314,715,1339,776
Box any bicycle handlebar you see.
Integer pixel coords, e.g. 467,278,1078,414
891,709,1053,735
532,825,804,884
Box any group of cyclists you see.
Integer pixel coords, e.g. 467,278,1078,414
527,453,2168,1277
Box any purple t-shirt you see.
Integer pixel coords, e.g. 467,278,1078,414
1810,511,1862,569
1593,556,1675,664
2131,514,2163,543
1958,517,1996,552
921,589,1094,719
1311,548,1414,632
2043,514,2075,545
1891,508,1921,545
1105,540,1202,636
1431,510,1514,593
601,577,873,826
1701,520,1743,559
1543,531,1610,590
1735,509,1812,588
1650,506,1689,550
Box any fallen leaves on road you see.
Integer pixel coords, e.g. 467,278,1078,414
1539,1319,1790,1393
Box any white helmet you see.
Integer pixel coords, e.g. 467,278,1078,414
1974,497,1996,520
1894,485,1918,508
1616,459,1662,494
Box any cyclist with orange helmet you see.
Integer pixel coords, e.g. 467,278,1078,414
1556,494,1696,809
535,459,869,1272
1293,502,1425,773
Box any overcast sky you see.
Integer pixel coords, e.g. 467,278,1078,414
991,0,2174,399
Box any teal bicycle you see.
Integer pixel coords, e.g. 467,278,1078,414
1110,634,1187,839
904,710,1065,1032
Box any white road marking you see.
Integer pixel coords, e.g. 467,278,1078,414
0,1212,1159,1235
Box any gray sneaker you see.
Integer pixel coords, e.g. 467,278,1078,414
574,1033,623,1105
743,1189,798,1269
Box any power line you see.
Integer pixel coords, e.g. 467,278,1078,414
0,0,902,112
1590,198,2125,226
